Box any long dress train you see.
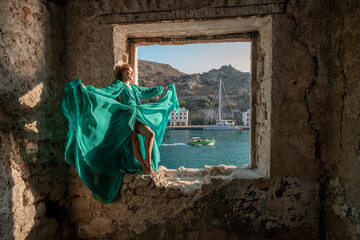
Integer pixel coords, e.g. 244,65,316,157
61,78,179,203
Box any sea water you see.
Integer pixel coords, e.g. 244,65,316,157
159,130,250,169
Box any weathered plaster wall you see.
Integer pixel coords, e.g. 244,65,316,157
64,165,320,239
1,0,358,239
271,1,331,180
0,1,68,239
65,1,116,87
63,0,331,239
65,0,286,86
325,1,360,239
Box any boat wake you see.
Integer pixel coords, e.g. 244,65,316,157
161,143,187,147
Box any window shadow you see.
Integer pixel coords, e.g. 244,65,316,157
0,1,71,238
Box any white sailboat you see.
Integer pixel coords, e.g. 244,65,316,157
204,79,240,131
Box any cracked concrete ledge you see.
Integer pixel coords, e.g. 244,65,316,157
122,164,268,198
69,164,268,204
67,165,269,236
67,167,320,239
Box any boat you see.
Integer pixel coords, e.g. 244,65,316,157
186,137,216,146
204,78,240,131
204,122,240,131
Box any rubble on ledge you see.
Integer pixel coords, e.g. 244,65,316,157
120,164,266,202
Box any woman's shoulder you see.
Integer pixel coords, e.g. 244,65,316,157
130,84,139,89
112,80,125,87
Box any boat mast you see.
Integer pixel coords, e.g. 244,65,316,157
219,78,222,122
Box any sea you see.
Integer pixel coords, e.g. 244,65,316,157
158,130,250,169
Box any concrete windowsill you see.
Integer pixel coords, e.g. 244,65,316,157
121,165,269,199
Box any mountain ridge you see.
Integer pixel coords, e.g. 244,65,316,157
138,59,250,98
138,59,251,123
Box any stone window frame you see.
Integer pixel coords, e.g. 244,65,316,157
112,17,273,177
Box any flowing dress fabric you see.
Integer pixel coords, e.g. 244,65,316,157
61,78,179,203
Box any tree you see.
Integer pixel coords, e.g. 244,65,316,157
179,99,186,108
190,118,205,125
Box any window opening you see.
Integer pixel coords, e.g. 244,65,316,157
137,42,251,169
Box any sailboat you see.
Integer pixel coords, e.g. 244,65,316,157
204,79,240,131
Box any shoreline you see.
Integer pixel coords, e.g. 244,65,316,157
166,125,250,130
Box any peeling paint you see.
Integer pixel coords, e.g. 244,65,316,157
328,178,360,221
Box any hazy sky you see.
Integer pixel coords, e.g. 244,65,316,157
138,42,251,74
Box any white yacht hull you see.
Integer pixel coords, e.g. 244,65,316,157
203,125,240,131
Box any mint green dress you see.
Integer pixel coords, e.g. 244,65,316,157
61,78,179,203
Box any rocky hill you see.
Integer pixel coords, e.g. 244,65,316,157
138,60,186,87
138,60,251,124
138,60,250,98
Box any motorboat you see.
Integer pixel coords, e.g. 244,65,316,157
186,137,216,146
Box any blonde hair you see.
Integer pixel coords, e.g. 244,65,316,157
114,62,132,81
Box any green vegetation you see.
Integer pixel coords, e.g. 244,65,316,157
189,118,217,125
178,99,186,108
189,118,204,125
180,97,212,111
237,93,250,112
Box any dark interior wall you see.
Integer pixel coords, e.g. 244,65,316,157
0,1,68,239
271,1,331,180
325,1,360,239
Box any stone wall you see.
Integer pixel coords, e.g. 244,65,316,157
271,1,331,180
65,0,117,87
63,0,329,239
325,0,360,239
64,165,320,239
0,1,68,239
1,0,359,239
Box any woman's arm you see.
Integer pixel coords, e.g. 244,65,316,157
85,80,124,99
134,85,166,99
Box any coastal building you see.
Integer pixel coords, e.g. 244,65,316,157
242,109,250,126
168,107,189,126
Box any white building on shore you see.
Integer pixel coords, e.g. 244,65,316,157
242,109,250,126
168,108,189,126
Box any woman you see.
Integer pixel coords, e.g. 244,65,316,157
61,63,179,203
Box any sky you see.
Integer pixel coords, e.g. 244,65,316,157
138,42,251,74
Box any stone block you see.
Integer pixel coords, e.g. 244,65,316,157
134,175,152,187
80,218,111,239
145,188,161,198
35,201,46,218
48,183,66,201
166,187,182,199
134,187,144,196
131,195,143,202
